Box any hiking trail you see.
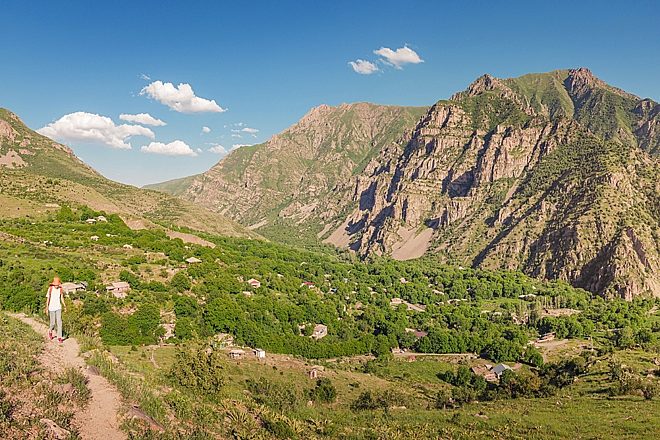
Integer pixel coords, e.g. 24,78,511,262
10,313,126,440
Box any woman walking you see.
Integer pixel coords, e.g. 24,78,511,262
45,276,66,343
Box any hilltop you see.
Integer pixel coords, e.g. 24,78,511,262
146,69,660,299
0,108,257,239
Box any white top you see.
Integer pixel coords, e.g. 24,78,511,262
47,286,63,312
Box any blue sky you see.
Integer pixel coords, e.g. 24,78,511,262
1,0,658,186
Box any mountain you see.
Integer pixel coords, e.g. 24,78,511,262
0,108,256,239
145,69,659,299
146,102,427,245
343,69,659,299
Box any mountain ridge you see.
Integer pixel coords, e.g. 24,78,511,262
0,108,257,239
141,68,660,298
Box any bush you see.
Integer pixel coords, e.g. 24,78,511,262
263,417,297,439
308,378,337,404
245,377,300,410
350,389,406,412
0,390,14,422
168,345,226,394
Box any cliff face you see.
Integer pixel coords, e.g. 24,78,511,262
178,103,426,230
147,69,659,299
339,69,659,299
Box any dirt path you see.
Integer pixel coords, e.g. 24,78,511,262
10,313,126,440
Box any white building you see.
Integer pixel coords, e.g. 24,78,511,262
254,348,266,359
311,324,328,340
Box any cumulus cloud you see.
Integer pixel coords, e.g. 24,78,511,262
231,127,259,137
348,59,379,75
373,45,424,69
208,144,227,154
140,81,226,113
119,113,166,126
37,112,154,149
140,140,198,156
202,126,211,133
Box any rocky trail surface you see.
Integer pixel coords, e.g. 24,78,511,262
10,313,126,440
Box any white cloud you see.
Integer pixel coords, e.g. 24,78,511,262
208,144,227,154
119,113,166,126
231,127,258,136
373,45,424,69
141,140,198,156
140,81,226,113
140,73,151,81
202,126,211,133
37,112,154,149
231,133,242,138
348,59,379,75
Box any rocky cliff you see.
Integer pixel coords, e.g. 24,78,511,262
339,69,659,298
151,103,426,243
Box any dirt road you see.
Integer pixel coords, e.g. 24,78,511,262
10,313,126,440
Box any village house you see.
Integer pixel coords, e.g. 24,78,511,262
106,281,130,298
399,277,408,284
300,281,315,288
311,324,328,340
122,244,133,249
492,363,513,378
472,364,498,382
247,278,261,288
61,282,87,295
96,215,107,222
90,235,99,241
228,349,245,360
85,218,97,224
185,257,202,264
407,303,426,312
537,332,556,343
254,348,266,359
307,365,324,379
405,328,428,338
390,297,404,307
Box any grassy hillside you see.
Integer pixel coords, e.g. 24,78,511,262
0,108,257,239
145,103,428,245
143,174,198,196
0,206,657,438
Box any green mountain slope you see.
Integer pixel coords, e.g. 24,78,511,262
146,103,427,246
142,69,659,298
0,108,257,238
348,69,659,298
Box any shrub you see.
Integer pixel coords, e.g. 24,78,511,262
0,390,14,422
168,345,226,394
308,378,337,404
245,377,300,410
